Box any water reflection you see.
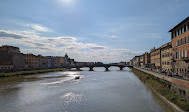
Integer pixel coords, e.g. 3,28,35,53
60,92,84,105
42,71,83,85
0,67,173,112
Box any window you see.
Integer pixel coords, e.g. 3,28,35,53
185,49,188,57
179,51,180,58
184,37,187,44
177,30,179,36
186,25,188,31
176,41,178,46
175,47,178,51
183,38,185,44
179,28,181,35
182,26,184,33
184,25,186,32
182,50,184,57
180,40,181,45
176,52,178,59
171,33,174,39
180,39,181,45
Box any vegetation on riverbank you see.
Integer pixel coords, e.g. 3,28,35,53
131,68,189,111
0,68,67,77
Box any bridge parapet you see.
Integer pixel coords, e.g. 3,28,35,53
64,64,133,71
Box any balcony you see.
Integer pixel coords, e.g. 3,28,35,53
181,57,189,63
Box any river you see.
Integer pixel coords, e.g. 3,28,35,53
0,67,173,112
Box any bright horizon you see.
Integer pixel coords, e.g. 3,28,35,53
0,0,188,62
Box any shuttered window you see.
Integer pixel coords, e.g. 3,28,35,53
185,50,188,57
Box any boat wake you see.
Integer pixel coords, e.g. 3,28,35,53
42,71,83,85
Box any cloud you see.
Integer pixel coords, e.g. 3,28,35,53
46,36,77,45
103,34,119,39
25,24,49,32
111,35,118,38
60,37,76,41
25,41,45,47
0,30,28,39
90,46,105,50
0,29,144,62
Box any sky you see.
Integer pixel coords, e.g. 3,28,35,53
0,0,188,63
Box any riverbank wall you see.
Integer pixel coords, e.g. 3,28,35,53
131,67,189,111
0,68,67,78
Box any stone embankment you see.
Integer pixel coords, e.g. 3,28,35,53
132,67,189,111
135,67,189,98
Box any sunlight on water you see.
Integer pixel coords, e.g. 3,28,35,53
0,69,172,112
42,71,83,85
60,92,84,105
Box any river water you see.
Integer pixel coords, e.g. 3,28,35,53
0,67,173,112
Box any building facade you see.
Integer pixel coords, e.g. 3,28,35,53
0,50,14,71
46,56,53,68
63,54,70,66
129,59,133,66
36,55,44,69
161,42,172,74
42,56,47,68
25,54,38,69
144,52,151,68
150,48,161,70
0,45,25,71
0,45,78,72
119,61,127,65
0,45,20,53
169,17,189,76
52,56,64,68
133,56,140,67
139,54,145,68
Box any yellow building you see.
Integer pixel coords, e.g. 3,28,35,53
150,47,161,70
25,54,38,69
161,42,172,73
144,52,150,68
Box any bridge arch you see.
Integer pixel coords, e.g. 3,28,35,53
66,64,132,71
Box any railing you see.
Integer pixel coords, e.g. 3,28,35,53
171,58,176,62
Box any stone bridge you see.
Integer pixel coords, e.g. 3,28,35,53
65,64,133,71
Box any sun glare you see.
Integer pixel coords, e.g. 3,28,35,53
60,0,73,5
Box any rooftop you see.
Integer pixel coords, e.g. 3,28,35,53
169,16,189,32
